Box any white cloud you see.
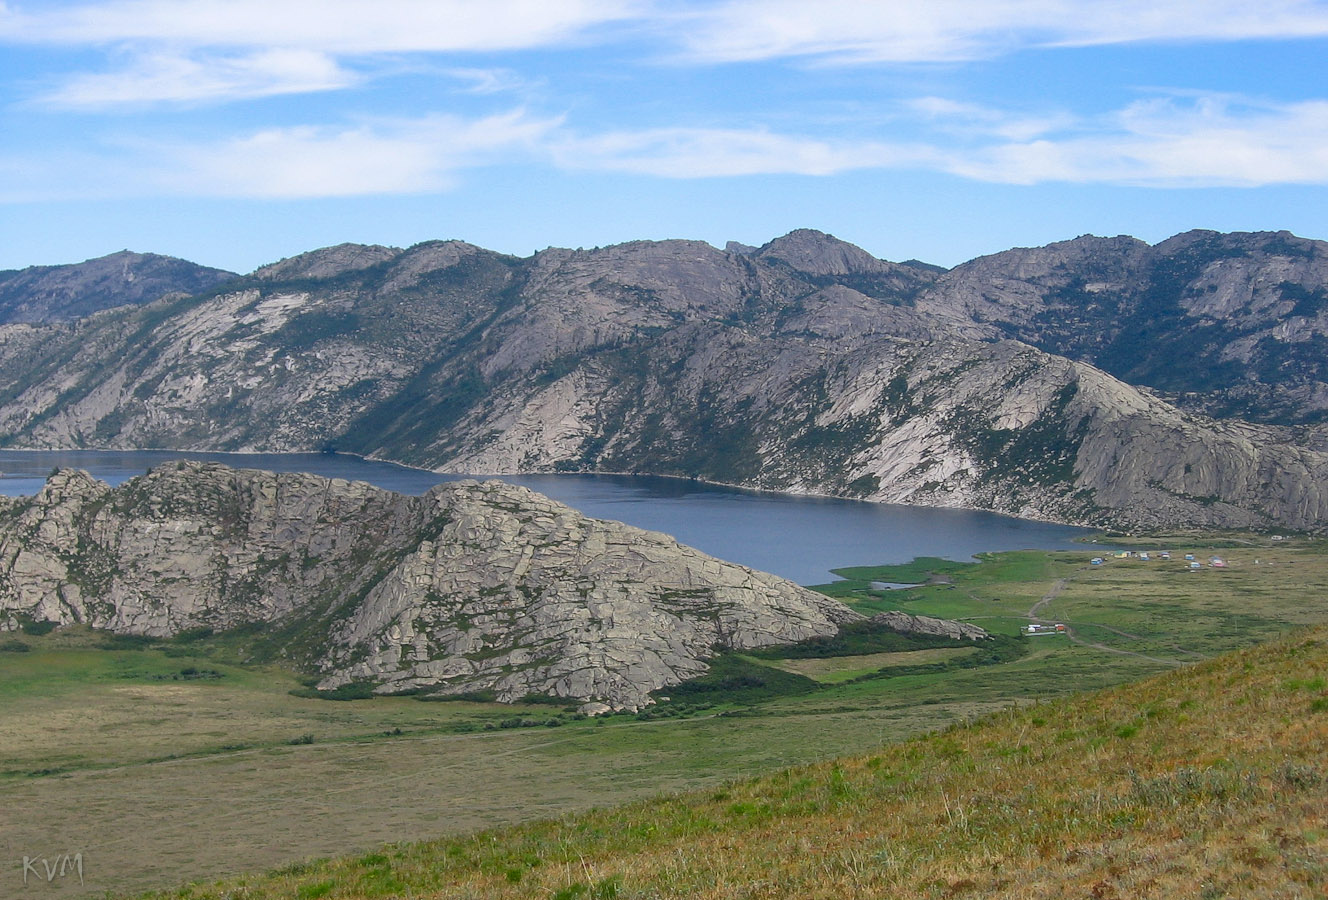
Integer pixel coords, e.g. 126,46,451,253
5,94,1328,203
553,126,935,177
2,0,634,106
672,0,1328,64
7,0,1325,66
164,110,559,198
0,0,639,53
38,48,357,107
0,109,560,200
552,94,1328,187
444,67,535,96
8,0,1328,110
945,95,1328,186
905,97,1073,142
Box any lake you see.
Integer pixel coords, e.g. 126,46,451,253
0,449,1096,585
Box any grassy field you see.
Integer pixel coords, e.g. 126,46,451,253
128,626,1328,900
755,647,979,683
2,533,1327,896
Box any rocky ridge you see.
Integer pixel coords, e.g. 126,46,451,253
869,610,989,642
0,250,237,324
0,462,856,709
914,230,1328,424
1,230,1328,531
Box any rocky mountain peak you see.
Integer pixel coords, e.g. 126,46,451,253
0,250,237,324
250,243,403,282
1152,228,1323,259
755,229,899,277
1149,228,1225,255
372,240,499,293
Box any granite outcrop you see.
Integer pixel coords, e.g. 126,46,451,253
0,462,858,709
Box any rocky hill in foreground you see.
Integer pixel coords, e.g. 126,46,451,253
0,462,855,709
2,230,1328,532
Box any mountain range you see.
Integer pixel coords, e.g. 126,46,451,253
1,228,1327,531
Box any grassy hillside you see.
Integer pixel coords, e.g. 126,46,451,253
4,537,1327,896
137,625,1328,899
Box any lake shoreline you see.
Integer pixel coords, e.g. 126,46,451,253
0,448,1097,585
3,443,1097,531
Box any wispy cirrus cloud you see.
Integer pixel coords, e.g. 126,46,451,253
444,67,538,96
0,0,640,52
6,0,1328,111
945,95,1328,186
164,110,561,198
552,127,937,177
37,48,357,108
671,0,1328,64
551,94,1328,187
0,109,560,201
7,0,1326,69
904,97,1075,142
4,93,1327,204
1,0,637,107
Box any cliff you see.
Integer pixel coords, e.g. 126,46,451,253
0,462,855,709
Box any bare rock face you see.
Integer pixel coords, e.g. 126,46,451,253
320,480,858,707
0,463,856,710
916,230,1328,424
0,250,237,324
870,610,989,642
251,243,403,281
3,230,1328,533
756,229,907,277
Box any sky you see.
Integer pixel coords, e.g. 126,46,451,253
2,1,1328,274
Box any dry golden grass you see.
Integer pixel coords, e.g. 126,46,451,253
143,627,1328,900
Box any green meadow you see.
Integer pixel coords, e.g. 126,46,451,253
2,533,1326,896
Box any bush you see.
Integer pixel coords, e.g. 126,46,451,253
173,625,215,642
290,680,378,701
0,639,30,652
19,618,56,636
661,654,818,705
100,633,159,650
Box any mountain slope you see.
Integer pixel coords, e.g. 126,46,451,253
431,330,1328,531
0,250,237,324
136,625,1328,900
917,229,1328,424
0,462,854,709
1,231,1327,531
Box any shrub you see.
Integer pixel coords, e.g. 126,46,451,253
19,618,56,636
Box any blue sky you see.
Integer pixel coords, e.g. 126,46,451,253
3,1,1328,273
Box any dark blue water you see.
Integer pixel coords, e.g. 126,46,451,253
0,450,1096,585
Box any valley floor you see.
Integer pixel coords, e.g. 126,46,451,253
139,625,1328,900
1,534,1326,897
